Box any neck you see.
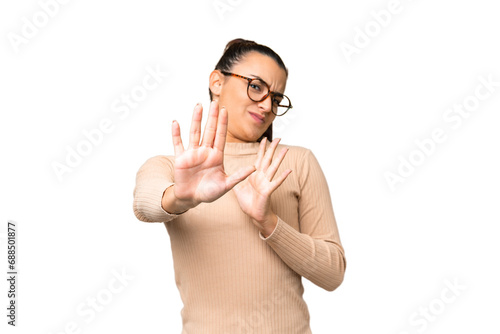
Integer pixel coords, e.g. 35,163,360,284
226,131,255,144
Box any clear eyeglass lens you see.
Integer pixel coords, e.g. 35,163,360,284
247,79,269,101
274,95,291,116
247,79,291,116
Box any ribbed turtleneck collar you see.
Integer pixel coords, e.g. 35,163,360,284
223,141,263,156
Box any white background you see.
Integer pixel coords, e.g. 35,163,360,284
1,0,499,333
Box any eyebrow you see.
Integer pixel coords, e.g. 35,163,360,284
248,73,284,95
249,74,265,81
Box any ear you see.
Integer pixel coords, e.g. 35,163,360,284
209,70,225,100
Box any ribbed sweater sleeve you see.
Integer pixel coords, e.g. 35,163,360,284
260,149,346,292
133,155,180,223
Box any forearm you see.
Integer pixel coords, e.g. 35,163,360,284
133,156,183,223
261,216,346,292
161,184,199,214
253,212,278,238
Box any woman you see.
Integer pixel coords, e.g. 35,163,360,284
133,39,346,333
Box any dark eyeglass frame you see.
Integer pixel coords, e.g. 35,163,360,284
220,71,292,116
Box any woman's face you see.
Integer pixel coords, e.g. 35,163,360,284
212,51,288,143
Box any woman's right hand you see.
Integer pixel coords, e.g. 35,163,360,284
165,100,256,212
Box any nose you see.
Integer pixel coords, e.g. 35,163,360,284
257,94,273,113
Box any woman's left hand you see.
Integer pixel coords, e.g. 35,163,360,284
233,138,292,237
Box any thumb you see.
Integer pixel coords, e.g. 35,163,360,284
225,165,256,190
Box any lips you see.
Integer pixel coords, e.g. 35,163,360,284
248,111,265,123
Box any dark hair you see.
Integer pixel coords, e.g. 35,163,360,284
209,38,288,142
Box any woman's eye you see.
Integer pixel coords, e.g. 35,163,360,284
250,83,261,91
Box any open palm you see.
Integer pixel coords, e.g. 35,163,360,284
171,101,256,205
233,138,292,223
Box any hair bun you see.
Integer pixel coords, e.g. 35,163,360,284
224,38,256,52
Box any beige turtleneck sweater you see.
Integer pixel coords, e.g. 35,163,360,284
133,141,346,333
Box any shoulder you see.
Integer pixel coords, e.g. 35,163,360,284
276,143,314,162
138,154,175,170
276,143,327,181
147,154,175,163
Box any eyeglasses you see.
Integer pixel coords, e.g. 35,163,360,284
220,71,292,116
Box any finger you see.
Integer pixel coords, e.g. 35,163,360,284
201,100,219,147
266,147,289,181
254,137,267,170
262,138,281,170
225,165,257,190
188,103,203,149
269,169,292,192
172,120,184,156
213,107,228,152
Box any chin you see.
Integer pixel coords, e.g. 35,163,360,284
242,131,262,143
